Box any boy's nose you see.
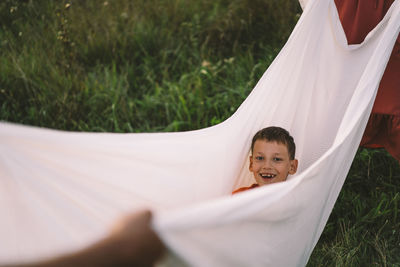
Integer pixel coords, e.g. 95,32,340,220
263,160,273,169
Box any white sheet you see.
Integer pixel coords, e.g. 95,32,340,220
1,0,399,266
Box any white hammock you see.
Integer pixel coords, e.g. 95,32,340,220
1,0,399,266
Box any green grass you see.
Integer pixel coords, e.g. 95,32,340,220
1,1,399,266
308,148,400,266
0,0,297,131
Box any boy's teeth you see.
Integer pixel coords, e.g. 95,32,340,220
261,174,275,178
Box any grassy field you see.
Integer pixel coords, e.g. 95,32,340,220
1,0,399,266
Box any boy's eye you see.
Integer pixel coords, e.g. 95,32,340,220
273,157,283,161
255,156,264,161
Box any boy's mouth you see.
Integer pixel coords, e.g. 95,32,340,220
260,173,276,179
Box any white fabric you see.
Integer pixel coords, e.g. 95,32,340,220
1,0,399,266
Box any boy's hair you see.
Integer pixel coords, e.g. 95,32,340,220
251,126,296,160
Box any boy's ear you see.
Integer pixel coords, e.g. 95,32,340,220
249,155,253,172
289,159,298,175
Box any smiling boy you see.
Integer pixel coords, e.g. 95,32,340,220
233,126,298,194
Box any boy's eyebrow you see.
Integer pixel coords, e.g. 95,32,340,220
268,152,287,156
255,152,285,156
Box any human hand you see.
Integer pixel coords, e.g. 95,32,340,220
105,209,166,267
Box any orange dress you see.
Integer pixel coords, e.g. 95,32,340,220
232,183,259,194
335,0,400,163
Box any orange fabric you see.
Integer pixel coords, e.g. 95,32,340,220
360,114,400,161
232,183,259,194
335,0,400,163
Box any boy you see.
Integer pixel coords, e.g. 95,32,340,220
233,126,298,194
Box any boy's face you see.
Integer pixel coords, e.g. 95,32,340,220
249,140,298,186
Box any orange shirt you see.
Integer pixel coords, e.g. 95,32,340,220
232,184,259,194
